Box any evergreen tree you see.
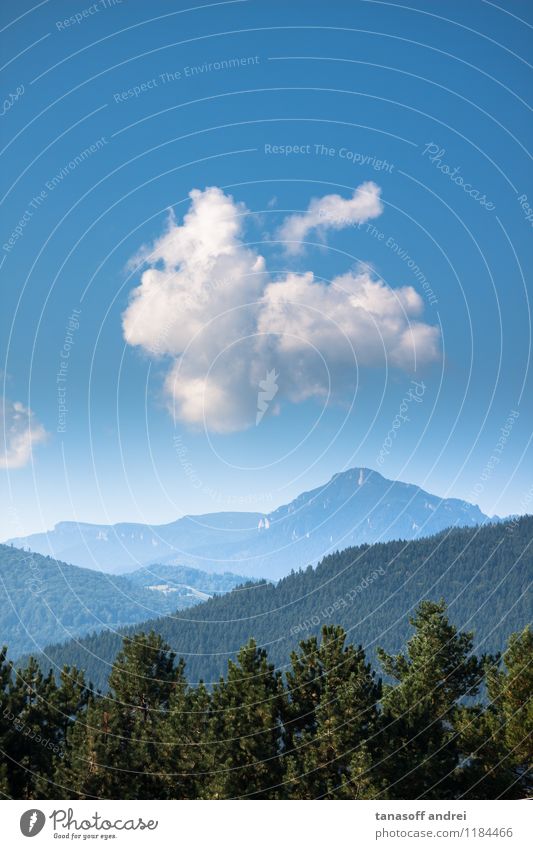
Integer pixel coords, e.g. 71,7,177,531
158,679,211,799
2,656,64,798
0,599,530,801
377,600,485,799
207,639,285,798
459,626,532,798
285,625,382,799
488,626,533,772
56,631,176,799
284,634,322,743
0,646,15,797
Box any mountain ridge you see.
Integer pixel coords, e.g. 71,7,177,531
6,467,492,579
26,516,531,690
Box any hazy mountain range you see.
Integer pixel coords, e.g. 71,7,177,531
0,545,248,658
7,467,491,579
29,517,532,690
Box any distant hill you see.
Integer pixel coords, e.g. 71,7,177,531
0,546,248,658
30,517,532,690
125,563,253,597
6,512,260,575
7,467,490,579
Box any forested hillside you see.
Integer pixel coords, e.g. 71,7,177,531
125,563,251,595
33,517,532,690
0,546,246,657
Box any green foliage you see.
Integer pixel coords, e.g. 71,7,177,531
456,626,533,799
54,632,179,800
0,545,230,659
0,646,87,799
1,601,531,800
207,640,285,798
376,601,487,799
285,626,382,798
33,517,532,691
126,564,250,596
487,626,533,767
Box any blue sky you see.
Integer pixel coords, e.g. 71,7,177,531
1,0,532,541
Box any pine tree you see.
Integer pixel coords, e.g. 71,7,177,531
56,631,176,798
0,646,15,796
1,604,528,800
489,626,533,772
158,678,211,799
458,626,532,798
2,655,64,798
54,692,115,798
377,600,485,799
285,625,382,798
284,634,322,744
207,639,285,798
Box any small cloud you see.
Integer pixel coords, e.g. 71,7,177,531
277,181,383,253
1,400,48,469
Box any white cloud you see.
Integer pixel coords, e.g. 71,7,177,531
123,187,267,432
277,181,383,253
259,268,439,376
123,186,439,433
123,187,266,359
1,400,48,469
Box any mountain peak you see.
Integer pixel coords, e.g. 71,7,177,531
6,468,490,578
330,466,381,484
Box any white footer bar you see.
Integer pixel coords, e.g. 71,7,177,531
3,799,531,848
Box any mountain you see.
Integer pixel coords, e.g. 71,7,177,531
7,512,261,575
6,468,490,579
0,545,249,658
30,516,532,690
